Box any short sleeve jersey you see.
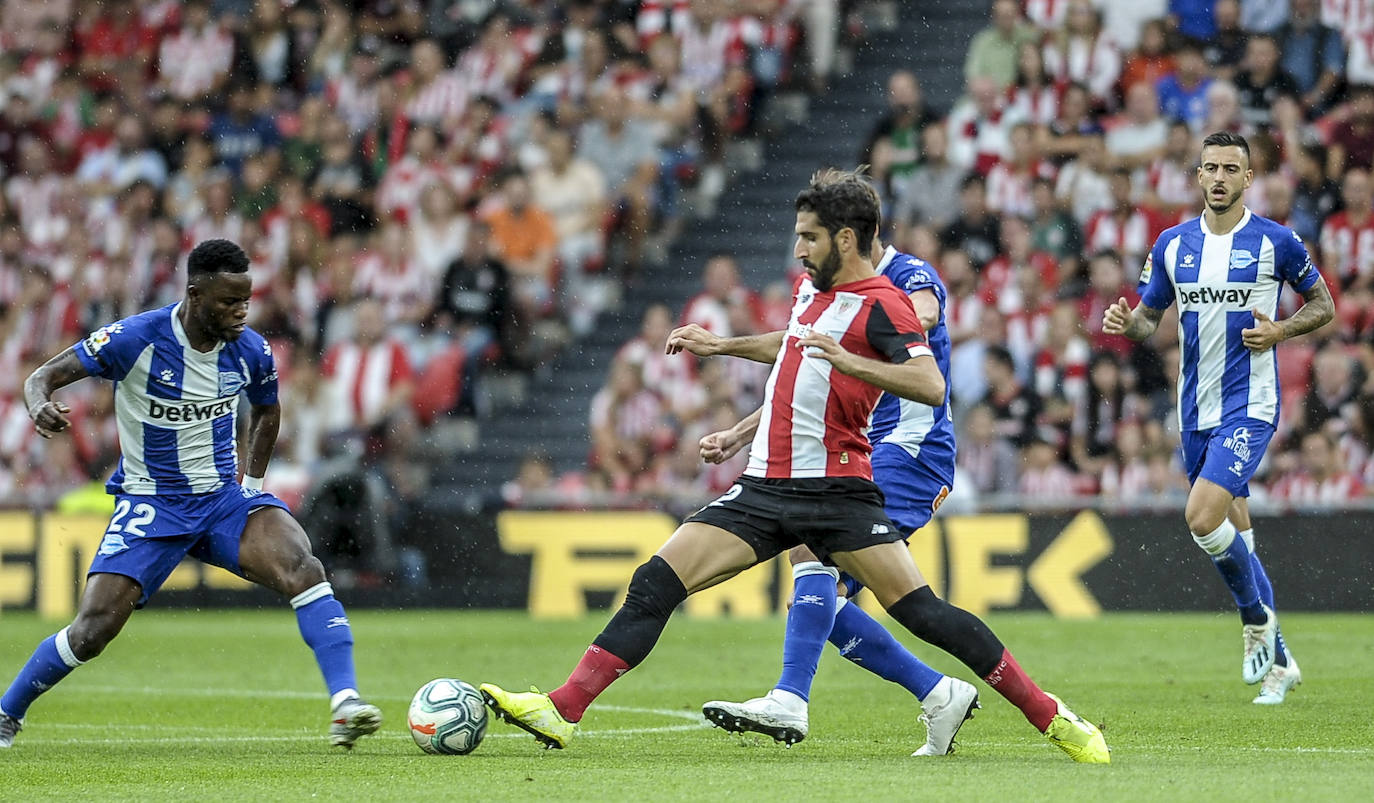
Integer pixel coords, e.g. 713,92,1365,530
1138,209,1321,430
73,303,279,495
746,274,931,480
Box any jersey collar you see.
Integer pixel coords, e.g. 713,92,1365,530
170,302,225,356
874,244,898,274
1200,206,1252,236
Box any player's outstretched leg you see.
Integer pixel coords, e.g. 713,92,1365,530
701,560,839,745
237,507,380,749
828,597,978,755
0,574,141,749
1242,528,1300,703
484,523,757,751
836,543,1108,764
485,554,689,749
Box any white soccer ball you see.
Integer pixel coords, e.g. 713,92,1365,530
408,678,489,755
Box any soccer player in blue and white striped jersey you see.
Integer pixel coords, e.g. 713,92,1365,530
0,240,381,750
1103,132,1335,704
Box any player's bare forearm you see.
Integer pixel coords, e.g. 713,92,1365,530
839,354,945,406
721,331,785,363
244,403,281,478
732,405,763,442
24,349,89,411
25,349,90,436
1279,282,1335,341
1122,304,1166,341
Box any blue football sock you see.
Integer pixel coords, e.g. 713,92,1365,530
1242,529,1289,667
291,582,358,700
1,627,85,720
828,598,943,701
775,563,839,702
1194,521,1266,625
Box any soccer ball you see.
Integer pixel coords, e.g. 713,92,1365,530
408,678,489,755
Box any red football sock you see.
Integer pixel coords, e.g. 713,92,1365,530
982,648,1058,732
548,645,631,723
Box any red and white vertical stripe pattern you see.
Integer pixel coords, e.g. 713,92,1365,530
1085,208,1155,264
746,277,929,480
321,339,413,431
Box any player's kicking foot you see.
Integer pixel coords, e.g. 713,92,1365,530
1253,652,1301,705
329,696,382,749
0,713,21,749
1043,693,1110,764
1242,604,1279,685
702,689,807,746
911,676,979,756
479,684,575,749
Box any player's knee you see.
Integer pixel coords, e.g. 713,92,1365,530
67,612,125,660
787,545,818,565
283,553,327,595
1185,508,1226,536
624,556,687,620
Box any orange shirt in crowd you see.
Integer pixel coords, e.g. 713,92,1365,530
483,204,558,265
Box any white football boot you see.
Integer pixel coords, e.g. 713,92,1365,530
702,689,808,745
912,676,980,756
1253,651,1301,705
1242,605,1279,685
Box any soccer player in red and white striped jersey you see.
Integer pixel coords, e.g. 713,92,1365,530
480,169,1109,763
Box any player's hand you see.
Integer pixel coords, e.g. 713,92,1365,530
28,400,72,438
796,331,855,372
1101,297,1133,336
1242,308,1284,352
665,324,721,356
699,428,745,464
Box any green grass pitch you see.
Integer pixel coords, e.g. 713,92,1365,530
2,610,1372,801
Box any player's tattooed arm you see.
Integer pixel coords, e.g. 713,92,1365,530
1278,280,1335,342
24,348,91,438
1103,298,1166,341
244,403,281,478
665,324,784,364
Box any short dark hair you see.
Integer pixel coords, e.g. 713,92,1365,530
1201,130,1250,161
187,239,250,283
794,168,880,248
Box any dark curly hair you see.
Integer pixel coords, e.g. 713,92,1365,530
187,239,250,284
794,167,880,248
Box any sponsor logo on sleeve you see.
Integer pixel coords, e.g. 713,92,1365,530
82,323,124,355
1139,252,1153,284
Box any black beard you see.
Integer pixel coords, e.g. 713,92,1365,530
808,248,843,292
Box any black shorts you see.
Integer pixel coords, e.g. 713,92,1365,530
684,475,905,565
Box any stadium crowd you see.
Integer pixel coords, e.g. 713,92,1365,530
557,0,1374,514
0,0,849,521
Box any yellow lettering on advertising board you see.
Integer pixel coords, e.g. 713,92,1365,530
38,514,109,619
1027,510,1114,618
0,513,37,613
944,515,1028,616
497,511,676,618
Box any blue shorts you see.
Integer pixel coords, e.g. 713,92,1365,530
871,442,954,535
832,444,953,599
1180,418,1275,499
87,484,291,607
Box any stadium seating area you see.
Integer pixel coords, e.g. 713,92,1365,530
1,0,1372,523
571,0,1374,512
0,0,848,510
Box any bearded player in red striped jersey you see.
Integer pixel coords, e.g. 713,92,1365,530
478,169,1108,762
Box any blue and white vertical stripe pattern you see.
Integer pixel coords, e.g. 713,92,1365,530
1139,209,1322,431
72,303,278,496
868,247,957,472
